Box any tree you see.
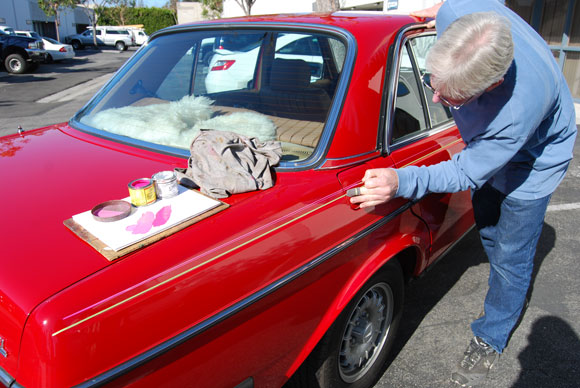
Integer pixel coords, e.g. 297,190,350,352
201,0,223,19
77,0,109,46
38,0,78,42
315,0,340,12
105,0,137,25
234,0,257,16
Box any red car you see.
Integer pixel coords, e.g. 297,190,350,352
0,12,473,388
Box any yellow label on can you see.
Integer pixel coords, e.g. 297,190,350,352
128,178,157,206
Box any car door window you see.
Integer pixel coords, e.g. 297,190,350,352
409,35,453,127
392,44,427,142
391,34,453,144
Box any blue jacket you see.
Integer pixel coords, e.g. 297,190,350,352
396,0,577,200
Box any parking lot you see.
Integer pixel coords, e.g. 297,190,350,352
0,47,135,137
1,49,579,388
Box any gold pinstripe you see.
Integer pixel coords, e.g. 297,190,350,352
399,138,463,168
52,138,463,337
52,194,347,337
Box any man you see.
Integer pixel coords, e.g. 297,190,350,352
350,0,577,386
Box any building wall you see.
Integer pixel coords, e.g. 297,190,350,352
176,2,206,24
222,0,315,18
382,0,440,13
0,0,91,40
220,0,441,17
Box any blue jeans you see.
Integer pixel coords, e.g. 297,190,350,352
470,183,551,353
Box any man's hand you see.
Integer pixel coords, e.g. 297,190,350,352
350,168,399,209
410,1,444,28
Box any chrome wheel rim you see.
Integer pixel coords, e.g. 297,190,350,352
338,282,394,383
8,58,22,72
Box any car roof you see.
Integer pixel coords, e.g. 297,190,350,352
165,11,420,38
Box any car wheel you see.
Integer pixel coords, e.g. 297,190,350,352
5,53,28,74
115,41,126,51
292,260,403,388
45,54,54,64
71,40,83,50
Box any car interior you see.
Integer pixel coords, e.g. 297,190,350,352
78,30,346,162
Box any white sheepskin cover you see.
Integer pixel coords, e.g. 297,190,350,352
81,95,277,149
193,111,277,142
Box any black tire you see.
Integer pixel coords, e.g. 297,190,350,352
71,40,83,50
292,260,404,388
45,54,53,64
115,41,126,51
4,53,28,74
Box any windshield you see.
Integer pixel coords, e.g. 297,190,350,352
75,28,347,163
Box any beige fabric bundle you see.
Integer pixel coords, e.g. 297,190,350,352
176,130,282,199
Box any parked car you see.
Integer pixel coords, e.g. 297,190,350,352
14,29,41,40
205,33,324,93
0,28,46,73
130,28,149,45
41,37,75,62
0,12,471,388
66,26,134,51
0,25,16,35
14,31,74,62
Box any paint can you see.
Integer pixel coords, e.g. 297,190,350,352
152,171,179,199
128,178,157,206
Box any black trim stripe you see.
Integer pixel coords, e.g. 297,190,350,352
74,202,412,387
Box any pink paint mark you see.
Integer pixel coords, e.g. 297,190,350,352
153,205,172,227
131,179,150,188
96,209,124,217
126,211,155,234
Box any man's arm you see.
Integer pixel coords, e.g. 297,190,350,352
409,1,444,28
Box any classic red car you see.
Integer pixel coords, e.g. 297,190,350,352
0,12,473,388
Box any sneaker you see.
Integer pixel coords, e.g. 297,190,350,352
451,337,499,387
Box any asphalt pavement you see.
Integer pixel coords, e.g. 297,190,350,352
0,47,136,137
1,48,579,388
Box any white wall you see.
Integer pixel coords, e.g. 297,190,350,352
0,0,31,29
222,0,315,18
176,2,205,24
221,0,442,17
383,0,441,14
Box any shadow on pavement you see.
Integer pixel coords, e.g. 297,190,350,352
512,316,580,387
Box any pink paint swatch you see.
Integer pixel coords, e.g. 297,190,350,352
126,211,155,234
126,205,172,235
153,205,172,227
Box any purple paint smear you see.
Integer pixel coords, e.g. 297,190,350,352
125,205,172,235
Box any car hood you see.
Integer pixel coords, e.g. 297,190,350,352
0,125,189,363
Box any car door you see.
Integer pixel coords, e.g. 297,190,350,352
387,31,474,263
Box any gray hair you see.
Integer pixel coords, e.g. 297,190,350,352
426,11,514,100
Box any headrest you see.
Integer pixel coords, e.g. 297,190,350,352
269,58,311,90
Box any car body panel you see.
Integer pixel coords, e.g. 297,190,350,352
0,12,473,388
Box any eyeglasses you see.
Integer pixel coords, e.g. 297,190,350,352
421,73,470,110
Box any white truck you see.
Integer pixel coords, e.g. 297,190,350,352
66,26,134,51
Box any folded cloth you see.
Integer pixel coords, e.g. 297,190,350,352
175,129,282,199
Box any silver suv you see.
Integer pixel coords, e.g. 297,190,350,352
67,27,134,51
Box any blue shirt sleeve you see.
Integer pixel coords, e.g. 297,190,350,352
394,0,577,201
